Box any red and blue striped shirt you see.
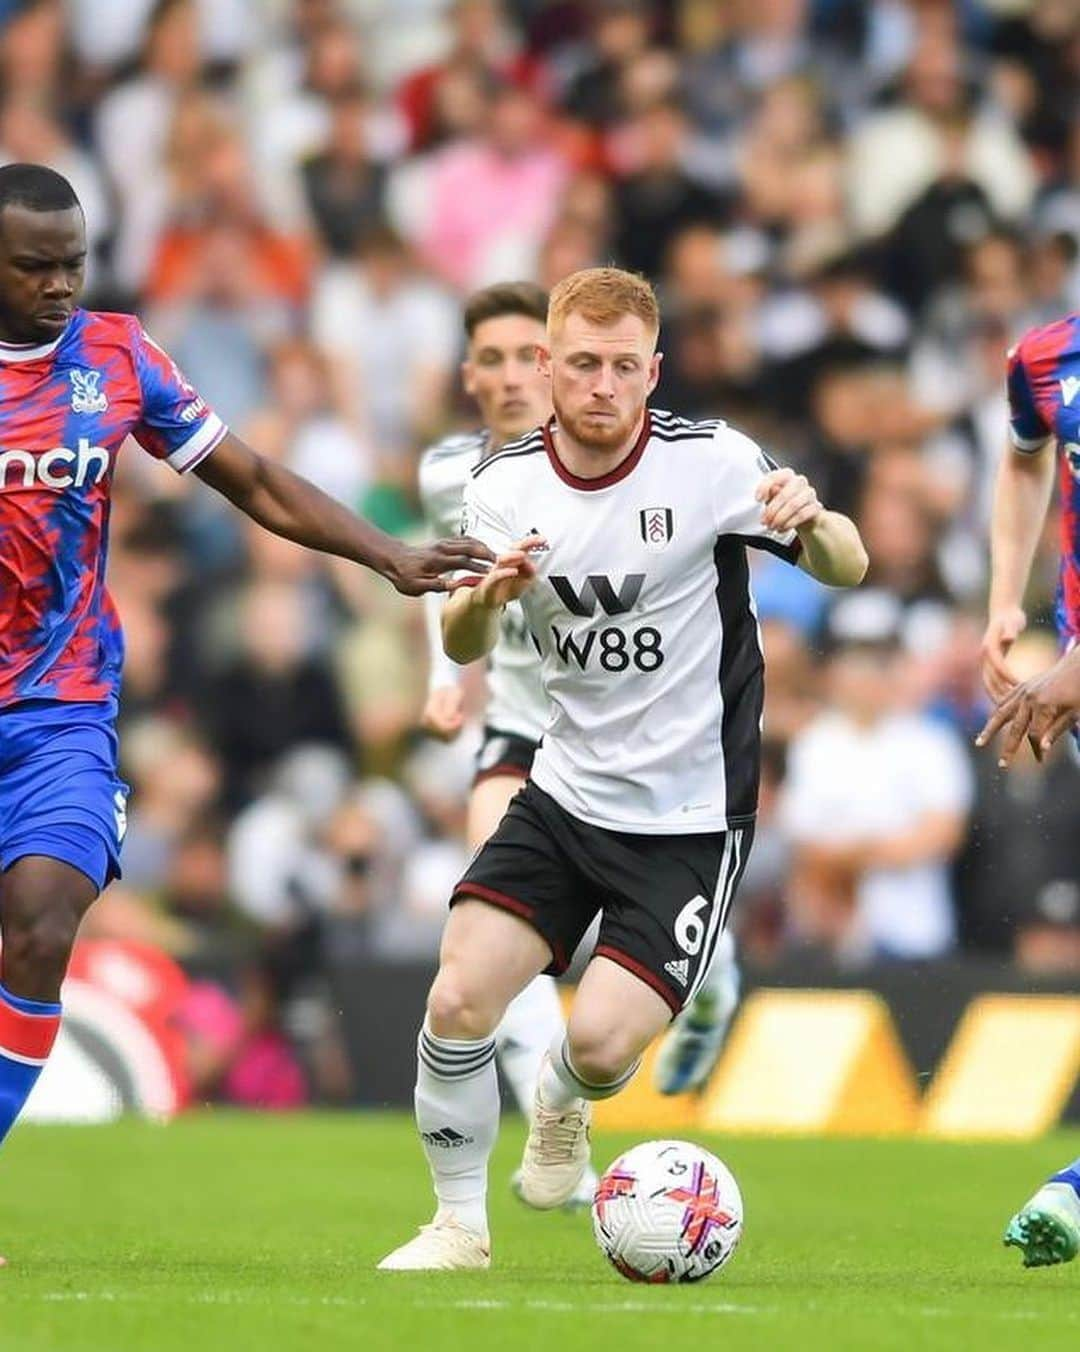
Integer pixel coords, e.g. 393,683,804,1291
0,308,226,707
1006,312,1080,638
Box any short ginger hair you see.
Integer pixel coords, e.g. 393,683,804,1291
547,266,660,343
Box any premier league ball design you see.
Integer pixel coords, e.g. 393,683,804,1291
591,1140,743,1283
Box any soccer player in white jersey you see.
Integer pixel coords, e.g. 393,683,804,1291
417,281,595,1207
379,268,867,1271
421,284,743,1123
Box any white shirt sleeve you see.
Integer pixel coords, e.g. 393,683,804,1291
460,470,517,558
907,721,975,817
712,427,801,561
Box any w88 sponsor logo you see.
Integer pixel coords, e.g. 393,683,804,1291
0,439,110,490
547,571,665,672
550,623,664,672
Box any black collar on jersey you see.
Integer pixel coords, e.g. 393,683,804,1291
543,409,652,491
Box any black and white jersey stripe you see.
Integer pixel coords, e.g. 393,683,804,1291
471,427,544,480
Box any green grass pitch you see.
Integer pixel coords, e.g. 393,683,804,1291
2,1114,1079,1352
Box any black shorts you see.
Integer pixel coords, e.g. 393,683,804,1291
451,781,752,1015
473,726,538,786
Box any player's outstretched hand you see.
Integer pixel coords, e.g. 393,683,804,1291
976,644,1080,767
385,537,496,596
980,607,1027,703
422,686,467,741
470,535,547,610
756,467,823,534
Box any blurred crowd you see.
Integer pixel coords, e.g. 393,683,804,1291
10,0,1080,1102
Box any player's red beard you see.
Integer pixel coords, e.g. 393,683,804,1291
552,395,645,452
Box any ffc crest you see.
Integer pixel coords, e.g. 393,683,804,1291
639,507,673,552
70,368,108,414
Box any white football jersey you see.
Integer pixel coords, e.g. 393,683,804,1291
460,409,800,834
418,429,549,743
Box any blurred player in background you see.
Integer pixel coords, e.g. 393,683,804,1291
379,267,867,1271
418,280,597,1207
0,162,491,1247
979,310,1080,1268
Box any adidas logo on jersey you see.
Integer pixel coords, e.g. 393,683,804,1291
421,1127,474,1149
664,958,690,987
0,438,109,490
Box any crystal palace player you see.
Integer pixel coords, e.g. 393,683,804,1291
978,311,1080,1268
379,268,867,1271
0,163,491,1199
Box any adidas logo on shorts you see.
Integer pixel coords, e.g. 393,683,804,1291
664,958,690,987
421,1127,473,1148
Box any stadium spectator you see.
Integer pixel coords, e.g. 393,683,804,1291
300,86,391,258
95,0,207,289
781,591,974,961
144,221,286,431
0,0,66,109
408,82,571,292
201,579,354,808
558,0,655,131
609,97,727,280
310,222,458,463
248,14,373,229
846,20,1036,241
395,0,544,152
119,718,224,896
143,129,312,312
242,338,373,509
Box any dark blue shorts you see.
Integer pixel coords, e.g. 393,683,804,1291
0,699,128,893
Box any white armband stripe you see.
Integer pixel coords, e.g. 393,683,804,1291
166,414,228,473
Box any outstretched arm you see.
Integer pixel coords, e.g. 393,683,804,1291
982,440,1056,700
756,468,868,587
977,642,1080,766
194,433,493,596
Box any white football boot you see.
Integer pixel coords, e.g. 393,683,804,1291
377,1211,491,1271
511,1160,598,1211
517,1069,592,1210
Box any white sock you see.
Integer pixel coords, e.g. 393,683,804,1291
416,1022,499,1236
495,975,565,1117
538,1032,640,1109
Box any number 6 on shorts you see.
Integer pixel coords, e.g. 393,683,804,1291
674,894,709,955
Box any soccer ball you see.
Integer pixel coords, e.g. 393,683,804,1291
591,1139,743,1283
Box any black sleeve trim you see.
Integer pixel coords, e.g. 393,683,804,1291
725,532,802,564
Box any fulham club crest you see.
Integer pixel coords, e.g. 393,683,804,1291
639,507,673,552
